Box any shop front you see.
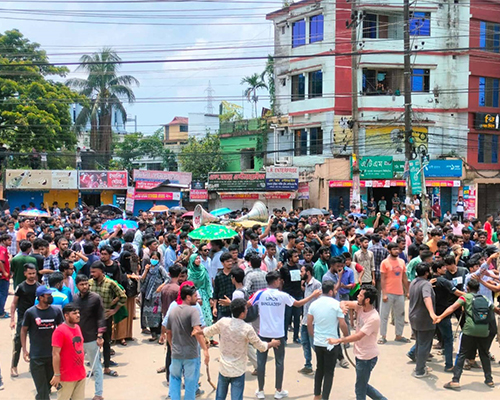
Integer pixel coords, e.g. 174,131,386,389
78,170,128,208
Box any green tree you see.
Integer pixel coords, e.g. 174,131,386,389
264,56,275,115
241,73,268,118
66,48,139,167
177,134,226,181
0,29,84,168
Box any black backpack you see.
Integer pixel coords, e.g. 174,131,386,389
235,288,259,323
469,294,492,325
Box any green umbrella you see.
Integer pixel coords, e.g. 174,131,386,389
188,224,238,240
365,215,391,228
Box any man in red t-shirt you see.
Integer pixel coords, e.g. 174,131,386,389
51,303,86,400
0,233,12,318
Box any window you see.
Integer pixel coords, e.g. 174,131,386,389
411,69,430,92
479,77,499,107
291,74,305,101
362,14,389,39
410,12,430,36
308,70,323,98
292,19,306,47
294,129,307,156
240,148,255,170
478,134,499,163
310,127,323,155
362,68,404,95
480,21,500,53
310,14,324,43
180,124,188,132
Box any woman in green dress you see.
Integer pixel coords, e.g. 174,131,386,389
187,253,213,326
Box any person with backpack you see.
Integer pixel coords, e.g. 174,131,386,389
436,279,497,390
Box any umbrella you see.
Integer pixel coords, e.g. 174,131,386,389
299,208,329,218
102,219,138,233
98,204,123,215
181,211,194,218
210,208,232,217
150,205,169,213
188,224,238,240
232,220,267,229
19,209,50,217
365,214,391,227
169,206,187,215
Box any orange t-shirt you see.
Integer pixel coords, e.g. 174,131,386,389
380,257,406,295
16,227,33,242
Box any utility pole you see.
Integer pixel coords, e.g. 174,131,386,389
403,0,413,201
350,0,361,212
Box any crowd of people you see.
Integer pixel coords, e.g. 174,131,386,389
0,200,500,400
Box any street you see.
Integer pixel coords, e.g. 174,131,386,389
1,296,500,399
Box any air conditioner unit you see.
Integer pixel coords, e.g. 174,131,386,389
276,156,292,166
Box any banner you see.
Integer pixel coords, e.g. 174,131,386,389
133,192,181,201
409,159,423,195
5,170,78,190
265,166,299,190
79,171,128,189
190,189,208,202
218,192,295,200
424,159,462,178
329,180,460,188
297,182,310,200
463,185,476,219
208,172,266,191
125,188,135,213
134,170,192,189
357,156,393,179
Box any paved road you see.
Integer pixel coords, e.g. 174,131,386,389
1,295,500,399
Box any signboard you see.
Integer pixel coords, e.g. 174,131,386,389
409,159,423,195
463,185,476,219
125,188,135,213
219,193,260,200
329,180,460,188
218,192,295,200
393,161,405,179
114,194,126,209
190,189,208,202
357,156,393,179
133,170,192,189
424,159,462,178
5,170,78,190
78,171,128,189
297,182,310,200
365,126,428,155
475,113,500,130
263,192,296,200
265,166,299,190
208,172,266,191
133,192,181,201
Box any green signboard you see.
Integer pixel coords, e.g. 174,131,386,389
358,156,393,179
393,161,405,179
409,159,422,194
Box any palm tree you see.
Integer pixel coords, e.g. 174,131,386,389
66,48,139,167
241,73,268,118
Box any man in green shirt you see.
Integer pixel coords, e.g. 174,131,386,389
10,240,37,289
406,249,433,282
313,247,330,281
378,196,387,213
437,279,496,390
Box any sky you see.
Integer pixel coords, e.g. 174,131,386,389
1,0,283,134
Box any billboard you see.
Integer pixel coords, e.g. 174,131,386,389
5,170,78,190
78,171,128,189
133,170,192,190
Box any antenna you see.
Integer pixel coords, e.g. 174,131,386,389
205,81,215,114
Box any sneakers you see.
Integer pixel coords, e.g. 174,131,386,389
297,367,313,375
338,359,349,369
406,352,416,362
0,312,10,319
413,367,433,378
195,389,204,397
274,390,289,399
0,381,4,391
255,390,265,399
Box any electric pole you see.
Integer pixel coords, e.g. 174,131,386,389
403,0,413,201
350,0,361,212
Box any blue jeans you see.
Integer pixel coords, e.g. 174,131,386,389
437,316,453,369
216,373,245,400
355,357,387,400
285,305,301,342
84,341,103,397
0,279,9,315
169,358,200,400
300,325,312,369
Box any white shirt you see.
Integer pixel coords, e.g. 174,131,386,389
250,288,295,338
263,255,278,272
308,296,344,347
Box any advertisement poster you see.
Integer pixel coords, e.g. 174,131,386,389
208,172,266,191
79,171,128,189
463,185,476,220
5,170,77,190
190,189,208,202
134,170,192,189
125,188,135,213
265,166,299,191
297,182,310,200
133,192,181,201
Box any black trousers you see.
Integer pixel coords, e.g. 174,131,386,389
103,317,113,369
165,342,172,382
285,305,302,342
453,334,492,384
12,320,22,368
30,357,53,400
314,345,341,400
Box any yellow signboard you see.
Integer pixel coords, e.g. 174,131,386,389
365,126,428,155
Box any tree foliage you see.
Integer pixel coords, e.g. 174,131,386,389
0,29,84,167
241,73,268,118
114,129,176,172
178,134,227,181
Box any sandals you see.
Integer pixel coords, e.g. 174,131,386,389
443,382,460,391
485,381,495,388
377,337,387,344
104,369,118,377
119,340,127,346
395,337,411,343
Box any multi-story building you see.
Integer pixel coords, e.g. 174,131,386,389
266,0,499,218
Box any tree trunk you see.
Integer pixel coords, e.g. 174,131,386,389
99,112,112,168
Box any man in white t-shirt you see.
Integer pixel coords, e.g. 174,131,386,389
307,280,348,400
327,285,386,400
250,271,320,400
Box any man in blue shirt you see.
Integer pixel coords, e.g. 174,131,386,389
34,272,69,310
164,234,178,273
330,234,349,257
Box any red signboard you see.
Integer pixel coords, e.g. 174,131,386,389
78,171,128,189
190,189,208,201
133,192,181,201
219,193,259,200
329,180,461,188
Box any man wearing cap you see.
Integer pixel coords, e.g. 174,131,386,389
21,285,64,400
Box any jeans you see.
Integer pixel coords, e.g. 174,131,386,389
414,330,434,375
165,342,172,382
453,334,492,384
30,357,53,400
355,357,387,400
285,305,302,342
257,336,285,391
84,341,103,397
0,279,9,315
437,317,454,369
12,320,22,368
102,317,113,369
300,324,312,369
215,373,245,400
339,293,351,334
379,294,405,337
314,345,340,399
169,358,200,400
